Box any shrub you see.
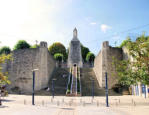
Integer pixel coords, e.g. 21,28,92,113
48,42,67,61
86,52,95,63
81,45,90,62
0,46,11,55
54,53,64,62
14,40,31,50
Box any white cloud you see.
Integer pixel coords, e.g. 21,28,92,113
90,22,97,25
100,24,112,33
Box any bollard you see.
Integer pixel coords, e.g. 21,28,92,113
57,101,60,106
83,101,85,107
62,98,64,103
119,99,120,104
71,99,73,103
80,99,82,104
97,101,99,107
115,101,118,106
24,99,26,105
131,99,134,104
91,98,93,104
51,98,53,103
42,100,44,106
69,101,71,106
133,101,136,106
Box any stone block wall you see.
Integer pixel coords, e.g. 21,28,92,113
94,41,123,89
5,42,55,93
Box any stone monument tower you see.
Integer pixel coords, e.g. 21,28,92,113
68,28,83,67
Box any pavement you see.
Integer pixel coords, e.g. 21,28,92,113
0,94,149,115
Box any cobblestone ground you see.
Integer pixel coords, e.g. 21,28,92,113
0,95,149,115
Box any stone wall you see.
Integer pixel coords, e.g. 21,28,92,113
6,42,55,93
94,41,123,89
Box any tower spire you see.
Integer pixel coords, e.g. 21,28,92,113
73,27,77,38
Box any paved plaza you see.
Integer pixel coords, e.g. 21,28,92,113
0,95,149,115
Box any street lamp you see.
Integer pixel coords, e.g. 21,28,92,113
90,79,94,99
52,78,57,99
32,69,39,105
105,72,109,107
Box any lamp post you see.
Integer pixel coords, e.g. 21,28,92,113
105,72,109,107
92,79,94,99
32,69,38,105
52,78,57,99
0,89,1,106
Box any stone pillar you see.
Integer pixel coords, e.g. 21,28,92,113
38,41,48,89
101,41,109,88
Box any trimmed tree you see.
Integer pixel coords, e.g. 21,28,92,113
81,45,90,62
48,42,67,61
0,46,11,55
86,52,95,63
54,53,64,67
54,53,64,62
14,40,31,50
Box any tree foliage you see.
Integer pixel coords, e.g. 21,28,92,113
14,40,31,50
127,34,149,85
81,44,90,62
48,42,67,61
86,52,95,63
31,44,40,48
112,57,137,86
0,46,11,55
119,37,131,48
0,54,11,86
114,34,149,86
54,53,63,62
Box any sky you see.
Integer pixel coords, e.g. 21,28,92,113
0,0,149,55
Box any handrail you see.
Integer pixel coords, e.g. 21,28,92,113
70,67,74,94
76,66,77,94
66,68,71,92
79,68,82,95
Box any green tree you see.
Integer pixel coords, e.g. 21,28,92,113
14,40,31,50
31,44,40,48
86,52,95,63
115,34,149,86
54,53,64,62
0,54,11,86
119,37,131,48
127,34,149,85
112,57,137,86
0,46,11,55
81,45,90,62
48,42,67,61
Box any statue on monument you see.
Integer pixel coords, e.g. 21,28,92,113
73,28,77,38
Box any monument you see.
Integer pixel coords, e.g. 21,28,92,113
67,28,83,67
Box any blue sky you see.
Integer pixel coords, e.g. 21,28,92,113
0,0,149,55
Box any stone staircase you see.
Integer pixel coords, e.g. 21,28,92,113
80,68,105,96
36,68,69,96
80,68,120,96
